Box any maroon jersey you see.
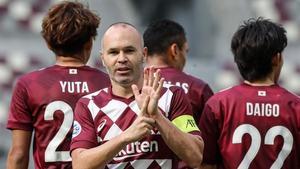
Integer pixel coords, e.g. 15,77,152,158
71,86,201,169
159,67,213,124
199,83,300,169
7,65,110,169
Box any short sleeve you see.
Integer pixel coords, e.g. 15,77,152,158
190,83,214,124
70,98,98,153
168,87,200,135
199,101,221,164
7,78,33,131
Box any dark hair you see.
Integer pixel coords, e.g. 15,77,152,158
143,19,186,56
41,1,100,56
231,18,287,82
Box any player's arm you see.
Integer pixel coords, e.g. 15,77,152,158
198,100,221,169
71,97,155,169
154,109,204,168
133,67,203,168
72,133,128,169
6,130,32,169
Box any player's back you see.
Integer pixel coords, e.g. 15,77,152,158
7,65,110,169
200,83,300,169
158,67,213,123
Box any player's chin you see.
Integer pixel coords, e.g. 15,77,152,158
115,76,135,86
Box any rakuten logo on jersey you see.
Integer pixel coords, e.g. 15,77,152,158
113,140,158,161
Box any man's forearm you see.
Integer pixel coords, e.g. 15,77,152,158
154,112,204,168
72,134,128,169
6,155,29,169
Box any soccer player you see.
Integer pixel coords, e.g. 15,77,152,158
143,19,213,125
71,22,204,169
6,1,110,169
143,19,213,169
199,18,300,169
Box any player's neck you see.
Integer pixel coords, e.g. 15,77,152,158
244,79,275,86
111,78,143,99
112,85,134,98
244,71,278,86
146,55,170,68
55,56,86,67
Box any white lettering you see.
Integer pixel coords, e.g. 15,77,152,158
59,81,67,93
165,81,189,94
182,83,189,94
135,142,141,153
59,81,90,93
82,82,89,93
246,102,280,117
68,82,74,93
140,141,150,152
75,81,81,92
246,102,253,115
116,140,158,158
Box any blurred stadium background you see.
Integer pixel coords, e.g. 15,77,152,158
1,0,300,167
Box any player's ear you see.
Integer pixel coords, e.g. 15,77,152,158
170,43,179,57
143,47,148,63
272,53,282,67
99,51,106,68
171,43,182,63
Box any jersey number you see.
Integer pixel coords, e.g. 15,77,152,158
44,101,74,162
232,124,293,169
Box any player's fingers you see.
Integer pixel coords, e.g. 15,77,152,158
131,84,140,99
143,117,156,126
148,66,154,86
153,69,161,90
154,78,164,98
139,96,150,116
143,68,149,87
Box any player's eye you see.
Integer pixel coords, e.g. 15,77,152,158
108,50,119,55
124,47,136,54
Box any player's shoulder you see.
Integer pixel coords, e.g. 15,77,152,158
179,71,211,89
215,84,236,95
81,87,109,100
161,83,186,98
82,66,107,75
162,82,183,92
208,85,238,101
15,66,52,84
278,85,300,101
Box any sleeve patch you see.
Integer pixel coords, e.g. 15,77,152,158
72,121,82,138
172,115,200,133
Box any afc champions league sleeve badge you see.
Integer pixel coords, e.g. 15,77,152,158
72,121,82,138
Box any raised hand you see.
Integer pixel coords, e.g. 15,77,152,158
131,67,164,116
122,96,155,143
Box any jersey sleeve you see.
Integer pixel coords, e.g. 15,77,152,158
70,98,98,153
199,99,221,164
190,83,214,124
7,78,33,131
168,87,200,135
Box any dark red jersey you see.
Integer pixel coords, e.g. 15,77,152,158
158,67,213,124
200,83,300,169
7,65,110,169
71,86,201,169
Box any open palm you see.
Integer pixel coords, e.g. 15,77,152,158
132,67,164,116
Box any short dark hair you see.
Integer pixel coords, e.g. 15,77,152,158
231,18,287,82
143,19,186,56
41,1,100,56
